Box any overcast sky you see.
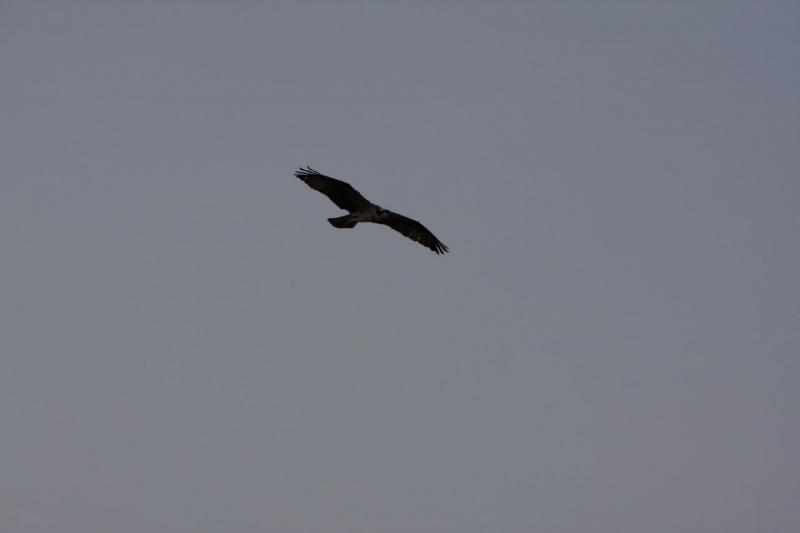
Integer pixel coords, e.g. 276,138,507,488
1,1,799,532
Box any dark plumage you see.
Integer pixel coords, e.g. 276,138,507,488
295,166,449,254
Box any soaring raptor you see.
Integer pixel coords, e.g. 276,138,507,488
295,166,448,254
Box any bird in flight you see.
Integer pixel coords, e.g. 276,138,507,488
295,166,448,254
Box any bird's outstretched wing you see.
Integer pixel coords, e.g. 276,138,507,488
294,166,372,213
376,211,449,254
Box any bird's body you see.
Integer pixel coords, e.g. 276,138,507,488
295,166,448,254
329,204,384,227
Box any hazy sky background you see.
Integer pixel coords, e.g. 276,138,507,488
2,1,798,532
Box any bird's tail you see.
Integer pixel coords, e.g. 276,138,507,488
328,214,358,228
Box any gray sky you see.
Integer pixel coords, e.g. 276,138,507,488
1,1,798,532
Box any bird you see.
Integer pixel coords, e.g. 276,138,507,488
294,166,449,254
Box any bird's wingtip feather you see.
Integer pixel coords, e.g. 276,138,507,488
294,165,317,178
